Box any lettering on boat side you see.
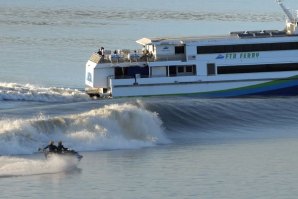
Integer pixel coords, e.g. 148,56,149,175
224,52,260,59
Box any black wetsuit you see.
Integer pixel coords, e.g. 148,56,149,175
44,144,58,152
57,144,68,153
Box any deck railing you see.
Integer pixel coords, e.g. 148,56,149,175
88,52,186,64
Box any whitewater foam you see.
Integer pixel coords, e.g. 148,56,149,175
0,82,90,102
0,155,79,177
0,103,169,155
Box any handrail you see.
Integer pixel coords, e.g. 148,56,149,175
89,52,186,64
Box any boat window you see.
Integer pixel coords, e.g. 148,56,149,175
114,67,124,79
168,65,196,76
193,65,197,75
114,66,150,79
217,63,298,74
197,42,298,54
207,64,216,75
169,66,177,76
186,66,193,73
175,46,185,54
141,66,149,78
178,66,184,73
233,45,243,52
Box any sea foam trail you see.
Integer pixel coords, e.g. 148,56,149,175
0,82,90,102
0,103,169,155
0,155,79,177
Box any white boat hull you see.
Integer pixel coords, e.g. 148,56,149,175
109,72,298,98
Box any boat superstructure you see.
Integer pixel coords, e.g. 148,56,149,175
85,0,298,98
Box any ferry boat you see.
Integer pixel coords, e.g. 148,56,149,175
85,0,298,98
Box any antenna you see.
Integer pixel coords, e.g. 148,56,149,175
276,0,296,23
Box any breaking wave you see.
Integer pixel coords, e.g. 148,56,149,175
136,97,298,139
2,96,298,156
0,103,169,155
0,82,90,103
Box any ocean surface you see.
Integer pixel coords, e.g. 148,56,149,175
1,0,298,198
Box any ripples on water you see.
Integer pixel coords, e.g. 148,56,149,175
0,0,289,87
0,7,283,25
1,1,298,198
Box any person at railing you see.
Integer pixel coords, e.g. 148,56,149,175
97,47,105,63
97,48,102,55
97,47,105,56
101,47,105,56
140,49,153,61
110,50,120,63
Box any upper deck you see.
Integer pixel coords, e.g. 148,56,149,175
89,30,298,66
138,30,298,46
88,1,298,66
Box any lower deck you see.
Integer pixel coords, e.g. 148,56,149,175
86,66,298,98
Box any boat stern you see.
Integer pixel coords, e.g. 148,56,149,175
85,55,113,97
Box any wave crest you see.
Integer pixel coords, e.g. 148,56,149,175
0,103,169,155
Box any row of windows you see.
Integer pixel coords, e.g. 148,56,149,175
114,66,149,79
114,65,196,78
169,65,196,76
197,42,298,54
217,63,298,74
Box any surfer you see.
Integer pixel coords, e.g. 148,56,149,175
57,141,68,153
40,141,83,160
43,141,58,152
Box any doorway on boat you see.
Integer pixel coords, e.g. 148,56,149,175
207,63,216,76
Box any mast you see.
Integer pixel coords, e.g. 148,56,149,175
276,0,296,23
276,0,298,35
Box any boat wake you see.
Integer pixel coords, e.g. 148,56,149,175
0,155,79,178
0,103,169,155
2,95,298,156
137,97,298,139
0,82,90,103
